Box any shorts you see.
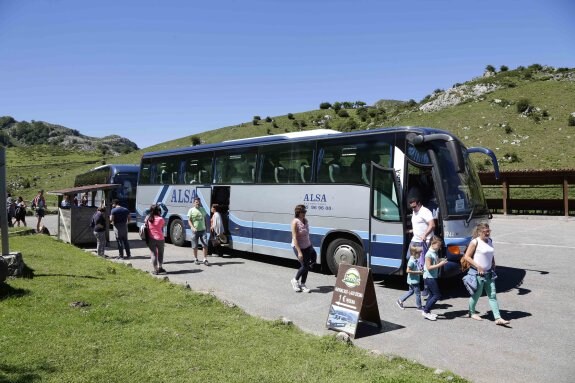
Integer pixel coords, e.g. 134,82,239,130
191,230,208,248
35,208,45,218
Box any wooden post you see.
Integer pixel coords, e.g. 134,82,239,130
564,178,569,217
502,179,509,215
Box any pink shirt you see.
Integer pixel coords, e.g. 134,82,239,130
292,218,311,249
146,216,165,240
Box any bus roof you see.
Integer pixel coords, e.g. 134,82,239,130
89,164,140,172
141,126,455,159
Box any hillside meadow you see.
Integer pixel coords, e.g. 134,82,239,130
5,66,574,205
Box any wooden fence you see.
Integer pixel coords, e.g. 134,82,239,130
478,170,575,217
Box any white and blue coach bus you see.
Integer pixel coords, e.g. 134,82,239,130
75,164,139,222
136,127,499,277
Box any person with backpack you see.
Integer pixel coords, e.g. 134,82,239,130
90,206,107,257
14,196,27,227
31,190,47,233
462,222,510,326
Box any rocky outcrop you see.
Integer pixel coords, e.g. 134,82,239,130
419,83,500,113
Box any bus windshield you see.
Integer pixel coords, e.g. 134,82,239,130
432,142,488,218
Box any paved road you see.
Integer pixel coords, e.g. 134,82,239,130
42,215,575,383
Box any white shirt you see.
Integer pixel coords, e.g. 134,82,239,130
473,238,494,271
411,205,433,242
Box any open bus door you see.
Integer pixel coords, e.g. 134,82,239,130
368,163,406,275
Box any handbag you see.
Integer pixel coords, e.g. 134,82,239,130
217,233,228,244
139,217,150,243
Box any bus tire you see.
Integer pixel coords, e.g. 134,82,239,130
169,218,186,247
326,238,364,276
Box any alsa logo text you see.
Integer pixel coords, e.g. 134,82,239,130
170,189,198,203
303,193,327,202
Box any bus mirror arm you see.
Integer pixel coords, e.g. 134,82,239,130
407,133,465,173
467,147,500,180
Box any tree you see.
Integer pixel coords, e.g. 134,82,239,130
342,101,353,109
265,116,272,122
287,113,294,120
500,65,509,72
191,136,201,146
485,65,496,73
319,102,332,110
253,116,261,121
333,102,342,112
354,101,366,108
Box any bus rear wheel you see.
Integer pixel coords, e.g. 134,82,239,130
326,238,364,276
169,218,186,247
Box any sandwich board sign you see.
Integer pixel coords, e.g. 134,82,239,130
326,264,381,338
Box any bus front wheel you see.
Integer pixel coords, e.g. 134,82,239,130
169,218,186,247
326,238,363,276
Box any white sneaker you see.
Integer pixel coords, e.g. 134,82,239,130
422,312,437,321
300,284,311,293
291,278,302,292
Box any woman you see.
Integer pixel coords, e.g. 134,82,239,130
91,206,107,257
14,196,27,227
462,222,510,325
290,204,316,293
209,204,224,257
146,204,166,275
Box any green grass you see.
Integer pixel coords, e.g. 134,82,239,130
0,235,467,382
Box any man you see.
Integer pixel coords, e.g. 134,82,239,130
187,197,209,266
408,195,436,297
110,199,131,259
32,190,46,233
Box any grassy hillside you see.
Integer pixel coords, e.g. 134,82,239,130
6,65,574,206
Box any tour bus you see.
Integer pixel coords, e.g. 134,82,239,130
74,164,139,222
135,127,499,277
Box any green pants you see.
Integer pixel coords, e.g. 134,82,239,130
469,273,502,320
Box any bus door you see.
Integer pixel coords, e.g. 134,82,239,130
369,163,405,275
211,186,230,236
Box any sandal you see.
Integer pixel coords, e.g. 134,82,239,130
469,314,483,321
495,318,510,326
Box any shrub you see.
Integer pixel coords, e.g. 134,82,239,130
500,65,509,72
272,122,279,129
569,114,575,127
319,102,332,110
337,110,349,118
485,65,496,73
265,116,272,122
252,119,259,126
406,99,417,107
503,152,520,163
191,136,201,146
332,102,341,112
287,113,294,120
505,125,513,134
528,63,543,71
516,98,531,113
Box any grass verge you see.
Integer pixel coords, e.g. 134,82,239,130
1,235,467,382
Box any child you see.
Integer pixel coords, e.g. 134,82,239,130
396,245,424,310
422,236,448,321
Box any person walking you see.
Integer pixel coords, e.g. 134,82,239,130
188,197,209,266
6,193,16,227
209,203,224,257
290,204,316,293
396,245,424,311
32,190,47,233
462,222,510,325
14,196,27,227
110,199,131,259
146,204,166,275
90,206,107,257
421,236,447,321
407,195,435,296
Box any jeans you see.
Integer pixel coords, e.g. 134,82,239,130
148,238,165,269
94,231,106,256
114,225,131,258
293,246,316,285
469,272,502,320
423,278,441,313
399,283,422,309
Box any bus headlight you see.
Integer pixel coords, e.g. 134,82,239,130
447,245,466,256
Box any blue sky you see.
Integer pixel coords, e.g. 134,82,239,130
1,0,574,149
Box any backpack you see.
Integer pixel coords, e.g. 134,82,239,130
139,217,150,243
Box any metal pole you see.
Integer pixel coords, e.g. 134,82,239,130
1,146,9,255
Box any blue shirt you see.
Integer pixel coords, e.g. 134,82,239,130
406,258,421,285
423,248,439,279
111,206,130,228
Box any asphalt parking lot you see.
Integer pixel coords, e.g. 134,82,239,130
43,214,575,383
